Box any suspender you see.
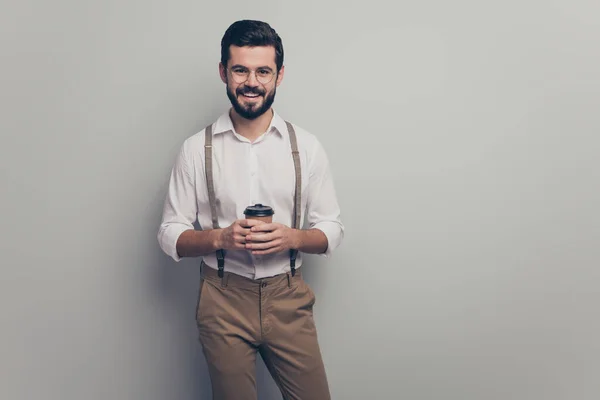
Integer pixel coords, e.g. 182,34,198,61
204,121,301,278
286,121,301,276
203,124,226,276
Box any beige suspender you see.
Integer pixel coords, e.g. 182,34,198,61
286,121,301,276
204,124,225,276
204,124,220,229
204,121,301,277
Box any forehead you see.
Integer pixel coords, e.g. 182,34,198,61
228,45,277,68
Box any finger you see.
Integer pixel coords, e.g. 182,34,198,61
250,223,276,233
238,219,266,229
227,239,246,250
235,227,251,237
245,232,275,243
234,235,247,245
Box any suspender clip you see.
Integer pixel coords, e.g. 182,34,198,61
216,249,225,278
290,249,298,276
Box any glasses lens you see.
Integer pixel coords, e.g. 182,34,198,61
231,70,248,83
230,69,274,84
257,71,274,84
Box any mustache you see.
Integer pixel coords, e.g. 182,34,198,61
237,87,265,96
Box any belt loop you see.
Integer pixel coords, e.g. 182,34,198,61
287,273,291,288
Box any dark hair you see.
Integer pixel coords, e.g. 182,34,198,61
221,20,284,72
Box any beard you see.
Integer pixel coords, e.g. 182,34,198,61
226,83,276,120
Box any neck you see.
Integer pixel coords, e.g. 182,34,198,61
229,108,273,142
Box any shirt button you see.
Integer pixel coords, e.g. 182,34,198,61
261,282,267,288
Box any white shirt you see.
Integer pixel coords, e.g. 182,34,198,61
157,109,344,279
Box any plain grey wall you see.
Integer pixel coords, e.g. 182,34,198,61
2,0,599,399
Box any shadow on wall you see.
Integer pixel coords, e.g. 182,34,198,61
152,242,212,399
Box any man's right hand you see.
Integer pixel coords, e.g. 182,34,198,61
217,219,264,251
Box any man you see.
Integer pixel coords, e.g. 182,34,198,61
157,19,344,400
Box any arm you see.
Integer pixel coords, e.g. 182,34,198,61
157,140,202,261
175,229,222,258
245,225,329,256
158,140,228,260
293,228,329,254
178,218,265,257
300,137,344,257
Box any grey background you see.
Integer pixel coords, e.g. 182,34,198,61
2,0,599,399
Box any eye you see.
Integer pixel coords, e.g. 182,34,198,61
257,69,271,76
232,67,247,74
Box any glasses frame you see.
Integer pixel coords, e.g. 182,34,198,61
227,66,277,85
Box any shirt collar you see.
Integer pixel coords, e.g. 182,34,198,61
212,108,288,138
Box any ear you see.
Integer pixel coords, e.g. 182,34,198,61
275,65,285,87
219,62,227,84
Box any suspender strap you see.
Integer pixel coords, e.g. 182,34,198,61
286,121,301,276
204,124,225,278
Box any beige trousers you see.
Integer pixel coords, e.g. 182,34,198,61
196,262,331,400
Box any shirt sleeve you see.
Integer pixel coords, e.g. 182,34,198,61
157,140,198,261
305,137,344,257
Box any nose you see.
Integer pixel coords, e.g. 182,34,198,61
245,70,259,86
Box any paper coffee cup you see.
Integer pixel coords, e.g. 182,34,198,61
244,203,274,224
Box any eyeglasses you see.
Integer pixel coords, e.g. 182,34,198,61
228,67,276,85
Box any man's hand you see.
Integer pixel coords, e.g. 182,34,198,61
245,223,300,255
218,219,265,251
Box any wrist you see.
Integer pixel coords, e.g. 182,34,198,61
212,229,223,250
292,228,303,250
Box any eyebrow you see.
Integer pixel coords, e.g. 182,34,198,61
230,64,274,71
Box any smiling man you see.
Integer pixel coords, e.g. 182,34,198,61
157,20,344,400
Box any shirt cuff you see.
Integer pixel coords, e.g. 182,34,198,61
311,221,344,258
158,224,191,262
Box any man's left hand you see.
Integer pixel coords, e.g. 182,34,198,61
245,223,299,255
